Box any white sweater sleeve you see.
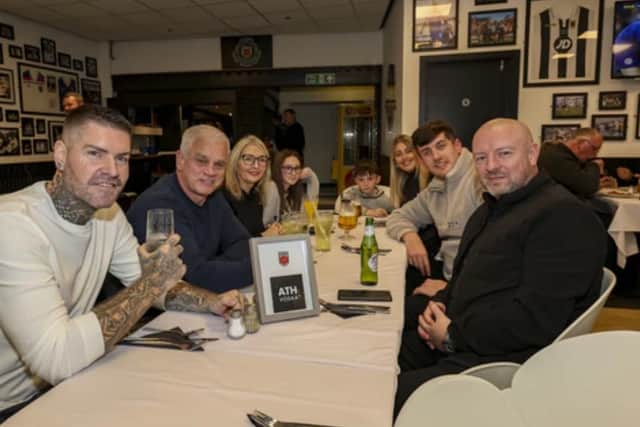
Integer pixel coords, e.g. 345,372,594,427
0,213,104,386
301,168,320,201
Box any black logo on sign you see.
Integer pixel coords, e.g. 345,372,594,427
270,274,305,313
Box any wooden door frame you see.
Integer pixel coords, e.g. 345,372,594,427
419,50,520,125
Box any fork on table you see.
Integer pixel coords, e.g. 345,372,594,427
247,409,341,427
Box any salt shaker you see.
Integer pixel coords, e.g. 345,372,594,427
227,309,246,339
244,302,261,334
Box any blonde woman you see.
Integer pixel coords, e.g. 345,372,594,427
389,134,429,208
223,135,280,237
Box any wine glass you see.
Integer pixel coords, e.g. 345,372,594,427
337,199,357,240
146,208,174,251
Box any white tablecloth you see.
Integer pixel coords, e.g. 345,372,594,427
603,196,640,267
6,220,406,427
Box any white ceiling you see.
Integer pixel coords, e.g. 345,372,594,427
0,0,391,41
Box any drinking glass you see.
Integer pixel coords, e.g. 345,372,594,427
314,210,333,251
302,196,318,227
337,199,357,240
146,208,174,251
280,212,305,235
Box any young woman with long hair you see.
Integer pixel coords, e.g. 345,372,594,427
271,149,319,216
389,134,429,208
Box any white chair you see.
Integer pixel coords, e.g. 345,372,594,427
553,267,616,341
462,268,616,388
394,375,524,427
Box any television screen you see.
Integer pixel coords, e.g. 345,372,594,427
612,1,640,78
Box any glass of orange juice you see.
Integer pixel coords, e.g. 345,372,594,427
303,197,318,226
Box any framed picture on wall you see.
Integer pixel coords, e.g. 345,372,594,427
57,52,71,69
5,109,18,122
81,79,102,105
0,24,15,41
0,107,3,121
41,38,56,66
598,91,626,110
9,45,22,59
33,138,48,154
21,139,32,155
0,67,15,104
18,63,79,116
0,43,3,65
551,92,587,119
524,0,603,87
21,117,35,137
413,0,459,51
468,9,517,48
592,114,627,140
0,127,19,156
35,118,46,134
85,56,98,78
72,58,83,72
24,45,40,62
48,120,64,147
611,1,640,79
541,124,580,143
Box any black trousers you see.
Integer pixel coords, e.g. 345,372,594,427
394,330,474,419
0,393,41,424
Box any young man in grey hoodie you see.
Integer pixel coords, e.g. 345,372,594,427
387,120,484,307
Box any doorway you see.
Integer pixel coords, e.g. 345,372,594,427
419,50,520,147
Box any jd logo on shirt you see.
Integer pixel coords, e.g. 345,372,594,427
270,274,306,313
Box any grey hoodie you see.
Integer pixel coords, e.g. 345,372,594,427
386,148,484,280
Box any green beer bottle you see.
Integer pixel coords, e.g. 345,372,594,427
360,217,379,286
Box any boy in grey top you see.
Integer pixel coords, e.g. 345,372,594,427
335,160,394,217
387,120,484,297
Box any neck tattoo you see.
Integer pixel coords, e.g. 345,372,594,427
47,172,96,225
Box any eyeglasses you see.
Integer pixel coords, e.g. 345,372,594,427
281,165,302,174
578,138,601,154
240,154,270,166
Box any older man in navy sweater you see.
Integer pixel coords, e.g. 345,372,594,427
127,125,252,292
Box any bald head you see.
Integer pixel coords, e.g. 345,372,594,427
472,118,539,198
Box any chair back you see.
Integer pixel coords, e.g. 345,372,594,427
554,267,616,342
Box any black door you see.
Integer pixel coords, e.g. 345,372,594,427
419,50,520,148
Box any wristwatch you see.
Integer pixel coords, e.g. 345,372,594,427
442,331,455,353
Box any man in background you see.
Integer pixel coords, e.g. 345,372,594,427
127,125,253,293
281,108,306,158
537,128,603,199
62,91,84,113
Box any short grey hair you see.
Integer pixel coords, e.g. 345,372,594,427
180,125,229,155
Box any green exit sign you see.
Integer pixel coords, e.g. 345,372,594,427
305,72,336,85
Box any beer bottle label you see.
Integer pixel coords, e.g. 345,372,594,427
367,254,378,272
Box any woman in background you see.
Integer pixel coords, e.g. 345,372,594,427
223,135,280,237
389,134,429,208
272,149,319,216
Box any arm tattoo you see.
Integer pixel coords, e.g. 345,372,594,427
47,171,96,225
93,277,159,352
165,281,216,313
